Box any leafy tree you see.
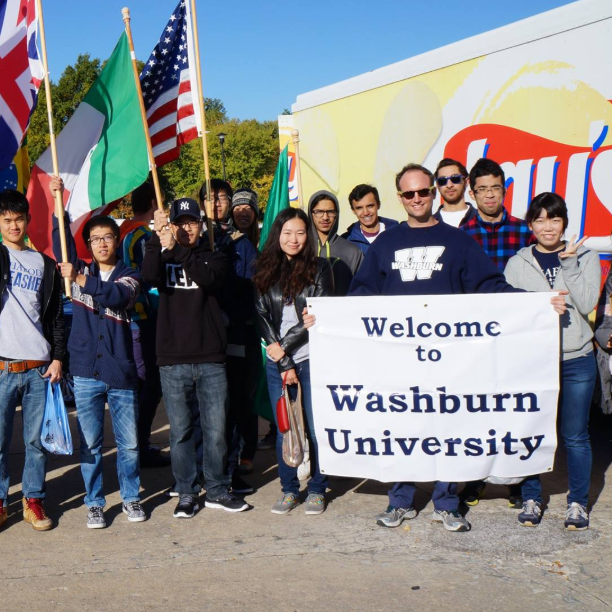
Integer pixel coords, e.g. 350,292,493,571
27,54,282,218
28,54,102,163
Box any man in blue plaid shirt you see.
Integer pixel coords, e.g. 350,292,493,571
461,158,534,271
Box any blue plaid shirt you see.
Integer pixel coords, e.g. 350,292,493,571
461,208,535,271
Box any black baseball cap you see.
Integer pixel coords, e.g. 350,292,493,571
169,197,202,222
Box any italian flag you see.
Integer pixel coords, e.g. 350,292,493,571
27,32,149,257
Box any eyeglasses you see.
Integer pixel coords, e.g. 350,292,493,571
172,220,201,229
214,195,231,203
474,185,504,195
397,186,435,200
312,209,338,218
436,174,465,187
88,234,116,246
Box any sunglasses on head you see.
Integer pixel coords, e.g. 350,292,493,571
435,174,465,187
397,186,435,200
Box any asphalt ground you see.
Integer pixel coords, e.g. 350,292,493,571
1,402,611,612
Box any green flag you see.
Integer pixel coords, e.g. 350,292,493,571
259,145,289,251
253,145,290,422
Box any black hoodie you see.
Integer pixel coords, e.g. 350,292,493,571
142,232,228,365
308,190,364,296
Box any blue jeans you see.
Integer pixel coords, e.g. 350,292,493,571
522,352,596,507
389,481,459,511
74,377,140,508
0,366,48,500
159,363,230,498
266,359,328,495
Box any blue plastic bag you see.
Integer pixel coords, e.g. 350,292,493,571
40,382,73,455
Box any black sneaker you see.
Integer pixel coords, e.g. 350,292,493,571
460,481,486,506
204,492,249,513
231,473,254,495
173,494,199,519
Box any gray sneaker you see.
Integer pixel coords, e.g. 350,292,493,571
304,493,326,515
376,505,417,528
122,501,147,522
565,502,589,531
432,509,470,532
271,492,300,515
87,506,106,529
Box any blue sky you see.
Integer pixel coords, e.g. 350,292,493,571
42,0,576,121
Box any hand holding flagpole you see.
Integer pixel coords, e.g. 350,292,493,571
36,0,71,298
121,8,164,212
291,129,304,210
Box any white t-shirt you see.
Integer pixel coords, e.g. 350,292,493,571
0,248,50,360
439,208,468,228
99,269,113,281
271,301,309,364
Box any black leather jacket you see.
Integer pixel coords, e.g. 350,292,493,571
255,258,333,373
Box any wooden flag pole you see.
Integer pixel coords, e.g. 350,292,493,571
122,8,164,212
291,129,304,210
188,0,215,251
36,0,71,297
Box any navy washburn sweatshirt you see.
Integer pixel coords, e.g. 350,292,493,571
348,221,518,296
52,216,141,390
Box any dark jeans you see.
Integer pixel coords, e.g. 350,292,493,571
0,366,48,500
389,481,459,511
227,339,261,473
131,318,162,450
266,359,327,495
160,363,230,498
522,352,596,507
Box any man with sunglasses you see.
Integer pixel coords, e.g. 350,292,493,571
433,158,476,228
143,197,249,518
461,158,534,271
51,176,146,529
347,163,565,533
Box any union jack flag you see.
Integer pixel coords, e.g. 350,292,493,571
140,0,202,167
0,0,43,172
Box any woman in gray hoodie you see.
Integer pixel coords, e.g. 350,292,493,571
504,192,600,531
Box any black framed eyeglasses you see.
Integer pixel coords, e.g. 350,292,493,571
435,174,464,187
397,186,435,200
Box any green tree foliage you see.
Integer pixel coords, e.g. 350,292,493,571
28,54,102,163
28,54,283,215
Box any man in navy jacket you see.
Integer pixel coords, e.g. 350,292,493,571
51,177,146,530
348,163,567,533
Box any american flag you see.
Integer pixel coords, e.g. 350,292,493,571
140,0,202,168
0,0,43,172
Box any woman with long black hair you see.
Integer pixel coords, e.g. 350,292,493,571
254,207,333,515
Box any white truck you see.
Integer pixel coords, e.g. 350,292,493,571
286,0,612,257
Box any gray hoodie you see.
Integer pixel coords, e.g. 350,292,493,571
308,190,364,296
504,244,600,361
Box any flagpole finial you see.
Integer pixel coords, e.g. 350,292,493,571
122,7,131,22
291,129,300,141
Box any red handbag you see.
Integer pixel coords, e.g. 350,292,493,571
276,373,290,433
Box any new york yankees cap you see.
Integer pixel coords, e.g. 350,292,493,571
169,197,202,222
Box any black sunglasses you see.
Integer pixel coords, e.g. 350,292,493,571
435,174,465,187
397,186,435,200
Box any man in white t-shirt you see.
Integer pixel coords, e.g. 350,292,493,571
433,158,476,228
0,190,65,532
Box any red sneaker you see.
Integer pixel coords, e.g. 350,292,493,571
22,498,52,531
0,499,7,531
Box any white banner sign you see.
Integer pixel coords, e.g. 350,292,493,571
308,293,560,483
